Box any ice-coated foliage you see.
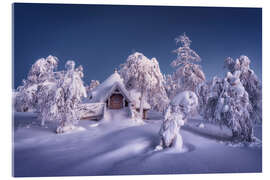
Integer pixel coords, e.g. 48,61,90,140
27,55,58,84
119,52,169,115
171,91,198,121
53,60,87,133
14,55,59,112
224,55,262,123
196,76,223,120
157,91,198,151
200,71,254,142
87,80,100,96
13,55,88,131
169,33,205,94
36,81,58,126
164,74,178,99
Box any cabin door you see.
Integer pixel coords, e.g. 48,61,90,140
109,94,123,109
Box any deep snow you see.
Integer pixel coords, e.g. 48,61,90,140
13,111,262,177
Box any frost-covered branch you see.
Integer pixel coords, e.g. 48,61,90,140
167,33,205,97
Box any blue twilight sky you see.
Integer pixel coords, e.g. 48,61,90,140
13,3,262,88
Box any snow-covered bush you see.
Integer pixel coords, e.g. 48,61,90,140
157,91,198,151
224,55,262,123
120,52,169,116
14,55,59,112
169,33,205,95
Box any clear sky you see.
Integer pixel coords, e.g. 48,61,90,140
13,3,262,88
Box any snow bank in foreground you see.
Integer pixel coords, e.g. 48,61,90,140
13,112,262,177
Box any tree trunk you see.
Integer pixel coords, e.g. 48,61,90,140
139,89,145,119
232,126,254,142
41,118,45,126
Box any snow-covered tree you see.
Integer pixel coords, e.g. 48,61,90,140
46,60,87,133
195,81,210,117
156,91,198,151
195,75,225,121
14,55,58,112
27,55,58,84
164,74,178,99
202,71,254,142
36,81,58,126
170,33,205,94
87,80,100,97
224,55,262,123
120,52,169,117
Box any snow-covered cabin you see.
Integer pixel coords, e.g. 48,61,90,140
80,70,150,120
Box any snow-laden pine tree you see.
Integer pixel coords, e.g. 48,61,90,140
48,60,87,133
195,76,224,122
156,91,198,151
120,52,169,116
14,55,58,112
169,33,205,96
202,71,254,142
224,55,262,123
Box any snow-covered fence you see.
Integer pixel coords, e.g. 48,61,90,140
77,103,106,120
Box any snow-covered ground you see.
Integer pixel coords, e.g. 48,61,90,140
13,111,262,177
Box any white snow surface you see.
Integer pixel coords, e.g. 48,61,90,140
13,112,261,177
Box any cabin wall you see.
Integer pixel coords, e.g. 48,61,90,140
109,94,124,109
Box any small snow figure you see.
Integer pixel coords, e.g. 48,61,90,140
156,91,198,151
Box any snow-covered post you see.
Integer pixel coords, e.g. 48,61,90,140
156,91,198,151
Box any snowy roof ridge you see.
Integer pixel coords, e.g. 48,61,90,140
102,81,132,103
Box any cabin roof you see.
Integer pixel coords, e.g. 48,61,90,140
87,71,132,103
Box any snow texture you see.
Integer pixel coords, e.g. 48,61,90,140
13,112,261,177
